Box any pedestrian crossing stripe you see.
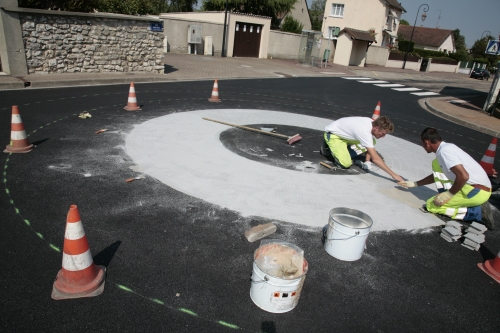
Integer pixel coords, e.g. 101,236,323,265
374,84,405,87
411,92,440,96
359,81,388,83
341,77,373,80
393,87,422,91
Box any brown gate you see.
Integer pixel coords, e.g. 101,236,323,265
233,22,262,58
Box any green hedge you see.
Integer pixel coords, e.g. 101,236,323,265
398,41,414,52
412,48,448,58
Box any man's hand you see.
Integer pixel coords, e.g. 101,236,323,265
393,174,404,182
433,191,454,206
398,180,418,188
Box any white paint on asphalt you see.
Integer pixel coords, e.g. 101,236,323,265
359,81,389,83
126,109,443,232
374,84,406,87
342,77,373,80
392,88,422,91
412,92,440,96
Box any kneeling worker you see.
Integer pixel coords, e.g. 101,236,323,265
398,128,493,229
322,116,403,182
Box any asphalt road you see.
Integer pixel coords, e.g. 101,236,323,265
1,77,499,332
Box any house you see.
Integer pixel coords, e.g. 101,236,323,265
397,26,455,54
322,0,406,66
280,0,312,31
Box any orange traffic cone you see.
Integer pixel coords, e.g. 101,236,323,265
208,79,221,103
372,101,381,120
4,105,33,153
480,137,497,176
51,205,106,300
478,250,500,283
124,82,141,111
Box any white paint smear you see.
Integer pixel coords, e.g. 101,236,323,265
126,109,443,231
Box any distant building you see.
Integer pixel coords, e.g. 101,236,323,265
398,26,455,53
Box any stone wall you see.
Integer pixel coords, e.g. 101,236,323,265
19,13,165,74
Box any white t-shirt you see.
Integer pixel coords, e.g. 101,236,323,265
436,142,491,187
324,117,374,148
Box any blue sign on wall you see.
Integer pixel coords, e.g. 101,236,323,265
485,40,500,55
150,22,163,32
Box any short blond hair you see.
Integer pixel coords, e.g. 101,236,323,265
373,116,394,133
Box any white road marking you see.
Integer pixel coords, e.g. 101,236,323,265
342,77,373,80
126,110,442,232
392,88,422,91
374,84,406,87
411,92,440,96
359,81,389,83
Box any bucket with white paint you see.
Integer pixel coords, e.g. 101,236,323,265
250,240,308,313
324,207,373,261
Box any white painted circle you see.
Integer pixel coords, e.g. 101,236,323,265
126,109,442,231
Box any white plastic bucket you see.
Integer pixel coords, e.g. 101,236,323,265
324,207,373,261
249,241,308,313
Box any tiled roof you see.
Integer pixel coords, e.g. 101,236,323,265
397,26,453,47
340,28,377,43
385,0,406,12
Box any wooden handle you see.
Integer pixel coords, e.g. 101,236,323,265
202,117,289,140
320,162,335,169
126,178,135,182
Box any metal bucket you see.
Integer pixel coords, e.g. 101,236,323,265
250,240,308,313
324,207,373,261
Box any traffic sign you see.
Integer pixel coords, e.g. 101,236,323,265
485,40,500,55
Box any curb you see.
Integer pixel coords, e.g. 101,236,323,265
424,99,500,138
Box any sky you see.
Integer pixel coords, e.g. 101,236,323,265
394,0,499,48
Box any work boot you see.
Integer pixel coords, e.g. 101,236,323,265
320,140,331,157
481,202,494,230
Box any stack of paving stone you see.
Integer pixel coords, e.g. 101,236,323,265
440,221,463,242
461,222,487,251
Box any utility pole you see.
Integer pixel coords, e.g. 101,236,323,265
436,10,442,28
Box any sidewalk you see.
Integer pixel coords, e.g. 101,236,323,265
1,53,500,137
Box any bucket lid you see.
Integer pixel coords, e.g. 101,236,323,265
329,207,373,229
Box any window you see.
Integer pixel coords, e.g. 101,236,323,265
330,4,344,17
327,26,340,39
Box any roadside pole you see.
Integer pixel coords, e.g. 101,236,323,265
483,60,500,115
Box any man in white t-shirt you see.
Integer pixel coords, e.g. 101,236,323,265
322,116,403,182
399,128,493,229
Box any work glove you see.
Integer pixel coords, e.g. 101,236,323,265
362,161,373,170
398,180,418,188
433,191,454,207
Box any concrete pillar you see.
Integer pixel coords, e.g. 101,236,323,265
0,0,28,75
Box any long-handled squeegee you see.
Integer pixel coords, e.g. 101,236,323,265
203,117,302,145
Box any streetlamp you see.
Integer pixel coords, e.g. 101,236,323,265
480,31,491,40
402,4,429,69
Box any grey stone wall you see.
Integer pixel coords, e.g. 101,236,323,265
19,14,165,74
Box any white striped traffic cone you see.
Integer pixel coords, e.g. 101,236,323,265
479,137,497,176
208,79,221,103
124,82,141,111
4,105,33,153
51,205,106,300
372,101,381,120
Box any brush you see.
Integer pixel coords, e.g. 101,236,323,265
203,117,302,145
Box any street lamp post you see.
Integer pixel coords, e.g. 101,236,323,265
402,4,429,69
221,0,228,57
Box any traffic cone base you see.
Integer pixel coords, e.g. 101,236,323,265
4,143,33,153
52,266,106,300
478,261,500,284
208,79,221,103
4,106,33,153
124,82,141,111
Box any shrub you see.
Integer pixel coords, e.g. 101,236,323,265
280,16,303,34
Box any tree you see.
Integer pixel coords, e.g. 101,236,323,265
470,36,500,68
451,29,469,61
18,0,198,14
201,0,298,28
280,15,303,34
399,19,409,25
309,0,325,31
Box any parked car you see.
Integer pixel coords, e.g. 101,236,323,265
470,68,491,80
